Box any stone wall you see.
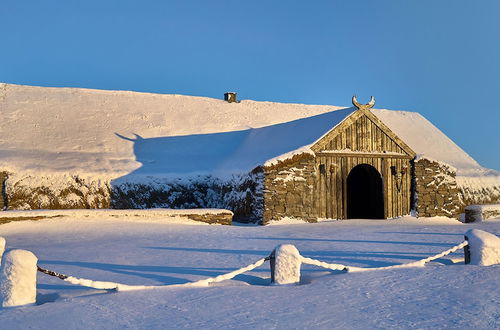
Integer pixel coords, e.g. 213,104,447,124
414,158,461,218
111,172,263,223
262,154,316,224
5,173,111,210
185,211,233,225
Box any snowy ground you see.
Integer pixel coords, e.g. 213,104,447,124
0,213,498,329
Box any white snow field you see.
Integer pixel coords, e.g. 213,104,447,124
0,214,498,329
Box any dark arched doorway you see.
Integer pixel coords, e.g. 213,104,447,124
347,164,384,219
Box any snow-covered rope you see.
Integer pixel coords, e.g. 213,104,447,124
38,241,469,291
415,240,468,264
301,241,469,273
38,257,268,292
300,257,348,271
181,257,267,288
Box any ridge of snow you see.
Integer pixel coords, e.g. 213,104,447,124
1,83,496,180
263,145,314,167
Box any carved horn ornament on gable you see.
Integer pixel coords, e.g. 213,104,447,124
352,95,375,111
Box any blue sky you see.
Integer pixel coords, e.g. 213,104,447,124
1,1,499,170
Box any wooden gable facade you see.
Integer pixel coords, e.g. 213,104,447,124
311,108,416,220
261,103,417,224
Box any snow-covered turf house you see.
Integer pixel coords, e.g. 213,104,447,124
1,83,499,223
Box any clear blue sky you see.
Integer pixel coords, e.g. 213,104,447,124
1,1,499,170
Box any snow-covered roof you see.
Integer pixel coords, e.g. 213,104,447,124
0,83,494,178
372,110,490,176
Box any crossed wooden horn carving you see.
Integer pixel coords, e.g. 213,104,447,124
352,95,375,110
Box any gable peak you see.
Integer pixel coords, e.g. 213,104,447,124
352,95,375,111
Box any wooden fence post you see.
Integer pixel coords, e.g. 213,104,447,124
463,235,471,264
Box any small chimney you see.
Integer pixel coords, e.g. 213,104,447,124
224,92,237,103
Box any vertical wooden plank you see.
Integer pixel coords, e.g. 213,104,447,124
326,157,331,219
342,129,347,150
347,156,353,219
385,158,392,218
402,159,407,215
381,133,386,152
363,117,367,151
320,158,326,218
354,121,359,151
331,157,336,219
330,157,335,219
317,159,322,218
327,157,331,219
334,157,340,219
360,118,364,151
382,158,387,218
394,158,399,217
390,158,395,218
314,160,319,218
393,158,398,218
398,158,402,217
358,117,365,150
378,125,383,152
407,159,411,214
367,119,373,151
353,119,358,150
342,157,348,220
346,126,352,150
400,158,405,216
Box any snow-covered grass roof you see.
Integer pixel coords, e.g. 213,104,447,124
0,83,496,179
372,109,495,176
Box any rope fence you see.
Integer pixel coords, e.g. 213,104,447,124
300,240,469,273
1,228,498,307
36,241,469,290
38,257,270,291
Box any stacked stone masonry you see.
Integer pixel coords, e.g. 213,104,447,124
263,157,317,224
414,158,461,218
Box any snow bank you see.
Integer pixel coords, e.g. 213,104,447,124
272,244,302,285
267,217,310,225
465,229,500,266
0,208,234,226
0,249,38,307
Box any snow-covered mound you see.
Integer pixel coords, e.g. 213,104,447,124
3,82,495,177
0,83,343,176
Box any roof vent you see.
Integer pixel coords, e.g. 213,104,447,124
224,92,237,103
